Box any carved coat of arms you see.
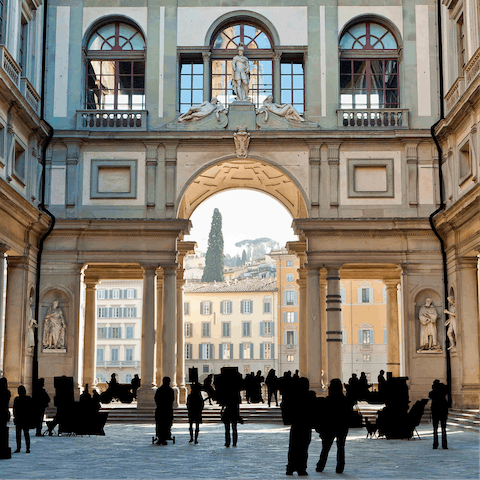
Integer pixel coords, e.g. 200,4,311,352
234,125,250,158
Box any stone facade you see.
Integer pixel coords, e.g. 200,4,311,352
0,0,478,408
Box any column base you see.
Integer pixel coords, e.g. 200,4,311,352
177,384,187,405
137,387,156,408
172,386,180,408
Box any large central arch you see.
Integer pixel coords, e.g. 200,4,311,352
177,157,309,220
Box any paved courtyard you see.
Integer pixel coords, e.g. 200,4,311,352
1,422,478,479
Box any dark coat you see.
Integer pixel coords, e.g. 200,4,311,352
13,395,35,429
429,383,449,420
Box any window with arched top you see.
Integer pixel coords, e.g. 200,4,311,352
211,22,274,108
339,21,399,110
85,22,146,110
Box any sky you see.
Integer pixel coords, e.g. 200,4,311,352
184,190,297,256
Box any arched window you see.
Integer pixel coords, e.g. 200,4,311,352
211,22,274,108
85,22,145,110
339,21,399,110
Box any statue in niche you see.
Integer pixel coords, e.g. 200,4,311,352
27,296,37,354
231,43,250,101
42,300,66,350
418,298,441,351
178,98,226,123
257,95,305,122
444,296,457,351
234,125,250,158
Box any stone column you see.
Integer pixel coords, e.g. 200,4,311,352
176,268,186,404
297,267,307,376
0,244,8,372
273,51,282,102
3,256,28,391
202,52,211,101
163,264,178,403
320,271,328,386
456,258,480,407
83,277,99,390
306,265,322,392
326,265,342,382
155,269,164,387
137,265,157,407
384,279,401,377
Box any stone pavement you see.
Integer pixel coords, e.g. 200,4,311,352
1,423,478,479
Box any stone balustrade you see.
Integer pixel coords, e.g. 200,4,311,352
465,47,480,88
20,77,41,116
445,76,464,113
0,45,21,86
338,109,409,129
76,110,148,131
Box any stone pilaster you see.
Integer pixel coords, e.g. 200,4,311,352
83,277,99,390
296,267,307,377
155,269,164,387
326,265,342,382
202,52,211,102
384,279,401,377
307,141,322,218
405,142,419,207
273,51,282,103
320,270,327,387
163,142,178,219
327,143,341,207
144,142,159,208
306,265,322,392
176,271,186,404
0,244,8,372
64,140,81,210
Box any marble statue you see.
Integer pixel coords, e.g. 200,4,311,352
178,98,226,123
257,95,305,122
444,296,457,350
234,125,250,158
27,296,37,353
418,298,441,351
231,43,250,101
42,300,66,350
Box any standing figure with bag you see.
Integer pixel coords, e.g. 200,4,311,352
13,386,34,453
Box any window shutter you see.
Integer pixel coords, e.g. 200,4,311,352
358,330,362,344
209,302,213,314
369,288,373,303
294,331,298,345
341,289,346,304
249,300,253,313
239,343,244,359
108,307,112,318
119,289,123,299
109,289,112,299
283,291,287,305
270,322,275,336
370,329,375,344
134,289,137,298
220,302,224,314
220,344,224,360
294,312,298,323
124,289,128,298
118,327,122,339
250,343,254,359
240,301,244,314
229,301,232,313
283,331,287,345
260,322,265,336
108,327,112,339
271,344,275,359
123,307,127,317
230,343,233,359
199,345,203,360
283,312,286,323
210,344,215,359
260,343,264,359
293,291,298,305
133,307,137,317
200,302,204,315
358,289,362,304
384,329,387,344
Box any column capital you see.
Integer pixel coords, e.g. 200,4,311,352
142,265,159,275
456,257,478,269
304,263,321,272
163,264,179,275
84,278,100,290
6,256,28,269
324,264,342,278
0,243,10,254
383,278,400,288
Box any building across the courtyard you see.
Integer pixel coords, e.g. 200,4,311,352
0,0,478,410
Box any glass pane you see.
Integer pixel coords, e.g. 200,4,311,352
292,75,303,89
339,33,355,50
385,60,398,74
369,90,383,108
192,63,203,74
385,74,398,89
88,33,108,51
101,75,115,90
102,91,115,109
340,93,353,109
293,90,303,104
118,61,131,74
180,104,190,114
353,61,367,75
294,103,304,113
259,61,272,75
370,75,384,89
129,33,145,50
245,36,256,49
381,32,397,49
181,75,191,88
353,36,366,49
180,91,191,103
353,75,366,88
254,32,271,49
133,76,144,89
192,90,203,104
281,90,291,103
340,74,352,88
102,61,116,75
281,75,292,89
261,74,273,86
101,39,115,51
132,94,144,109
281,63,292,74
369,60,384,74
192,75,203,89
93,24,115,44
340,60,352,75
133,62,145,75
118,76,132,89
348,23,367,40
119,37,133,50
86,90,100,108
369,23,388,39
182,63,192,74
353,92,367,108
227,37,240,49
292,63,303,74
244,25,256,39
386,90,399,106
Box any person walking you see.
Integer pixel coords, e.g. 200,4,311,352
429,380,449,449
316,378,352,474
187,382,204,444
33,378,50,436
265,369,279,407
154,377,174,445
13,386,34,453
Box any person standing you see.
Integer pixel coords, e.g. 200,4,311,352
316,379,352,474
0,378,11,459
154,377,175,445
13,386,34,453
33,378,50,436
187,383,204,444
131,374,141,399
429,380,449,449
265,369,279,407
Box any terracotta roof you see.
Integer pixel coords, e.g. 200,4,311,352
184,278,277,293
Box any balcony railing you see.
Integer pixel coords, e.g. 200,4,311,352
444,76,464,113
20,77,41,116
338,109,409,129
0,45,21,87
76,110,148,131
465,47,480,88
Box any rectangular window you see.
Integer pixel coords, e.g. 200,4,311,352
212,59,272,109
263,296,271,314
201,302,211,315
222,322,231,338
457,14,466,70
243,343,252,359
126,289,135,299
111,326,121,339
201,322,211,338
286,331,295,345
180,60,204,114
242,321,251,337
287,355,295,362
221,300,232,315
97,326,107,339
184,322,192,338
110,348,119,362
13,142,25,181
362,329,371,345
185,343,192,360
97,307,107,319
125,348,134,362
97,290,106,299
97,348,104,362
201,344,212,359
19,17,28,72
340,59,399,109
112,289,120,299
125,307,135,318
126,326,134,339
285,312,297,323
112,307,122,318
221,343,231,359
286,273,294,282
264,322,272,336
285,291,297,305
286,261,294,267
0,0,7,44
281,59,305,114
242,300,252,314
184,302,190,315
361,288,370,303
203,365,209,373
264,343,272,360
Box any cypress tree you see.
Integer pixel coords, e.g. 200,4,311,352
202,208,224,282
241,249,247,265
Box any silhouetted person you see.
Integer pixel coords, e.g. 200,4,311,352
203,374,214,405
131,374,141,399
155,377,174,445
249,370,264,403
218,369,242,447
377,370,386,397
244,372,254,403
187,382,204,444
429,380,448,449
345,373,359,403
293,370,300,380
221,399,240,447
265,369,279,407
0,378,11,458
316,379,352,474
285,377,315,476
358,372,371,400
33,378,50,436
13,386,33,453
